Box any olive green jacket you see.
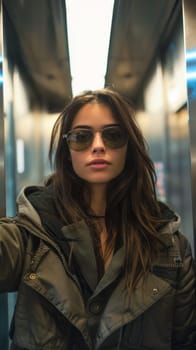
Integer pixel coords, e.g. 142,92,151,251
0,186,195,349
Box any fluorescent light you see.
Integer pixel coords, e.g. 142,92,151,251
186,49,196,61
66,0,114,95
187,71,196,80
16,139,25,174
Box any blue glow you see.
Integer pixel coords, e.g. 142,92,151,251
186,49,196,61
186,50,196,81
0,73,4,84
187,82,196,101
187,72,196,80
186,65,196,80
186,50,196,100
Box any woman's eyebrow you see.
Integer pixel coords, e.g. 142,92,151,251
72,125,92,130
72,123,120,130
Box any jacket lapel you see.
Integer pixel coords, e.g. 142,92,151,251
61,221,98,291
23,242,92,349
93,247,124,296
96,271,173,348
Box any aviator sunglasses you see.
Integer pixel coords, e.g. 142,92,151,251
63,125,128,151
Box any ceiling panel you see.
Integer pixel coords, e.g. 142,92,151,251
3,0,72,112
2,0,180,110
105,0,178,102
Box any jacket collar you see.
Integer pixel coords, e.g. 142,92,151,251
61,221,125,293
95,272,172,348
61,219,182,294
61,221,98,290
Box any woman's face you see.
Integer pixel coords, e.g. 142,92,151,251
68,102,128,187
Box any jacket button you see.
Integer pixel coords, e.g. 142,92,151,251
29,273,37,280
174,257,182,264
89,302,103,315
152,288,159,295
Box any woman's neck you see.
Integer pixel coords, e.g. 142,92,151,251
88,184,106,216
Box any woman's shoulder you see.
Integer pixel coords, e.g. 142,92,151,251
157,201,194,262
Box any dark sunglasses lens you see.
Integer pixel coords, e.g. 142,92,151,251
67,130,93,151
103,128,127,148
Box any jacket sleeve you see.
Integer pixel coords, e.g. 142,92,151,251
0,217,28,292
172,232,196,349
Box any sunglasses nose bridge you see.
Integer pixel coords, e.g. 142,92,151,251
91,130,105,149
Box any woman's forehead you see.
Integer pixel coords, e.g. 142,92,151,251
71,102,117,128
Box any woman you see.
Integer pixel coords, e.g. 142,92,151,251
0,88,195,349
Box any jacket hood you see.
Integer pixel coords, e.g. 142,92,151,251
16,186,44,226
16,185,66,239
158,201,181,234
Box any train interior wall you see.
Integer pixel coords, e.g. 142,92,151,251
3,65,58,214
136,14,194,248
1,22,59,346
1,4,62,344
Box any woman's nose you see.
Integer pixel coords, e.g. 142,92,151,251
91,132,105,152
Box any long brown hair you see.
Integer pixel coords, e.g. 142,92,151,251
48,88,164,291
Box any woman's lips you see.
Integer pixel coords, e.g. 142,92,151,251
87,159,110,169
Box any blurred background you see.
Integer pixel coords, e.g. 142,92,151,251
0,0,196,347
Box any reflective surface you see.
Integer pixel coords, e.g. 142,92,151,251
0,1,9,348
3,0,72,113
0,0,5,217
183,0,196,253
136,8,194,251
105,0,178,101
